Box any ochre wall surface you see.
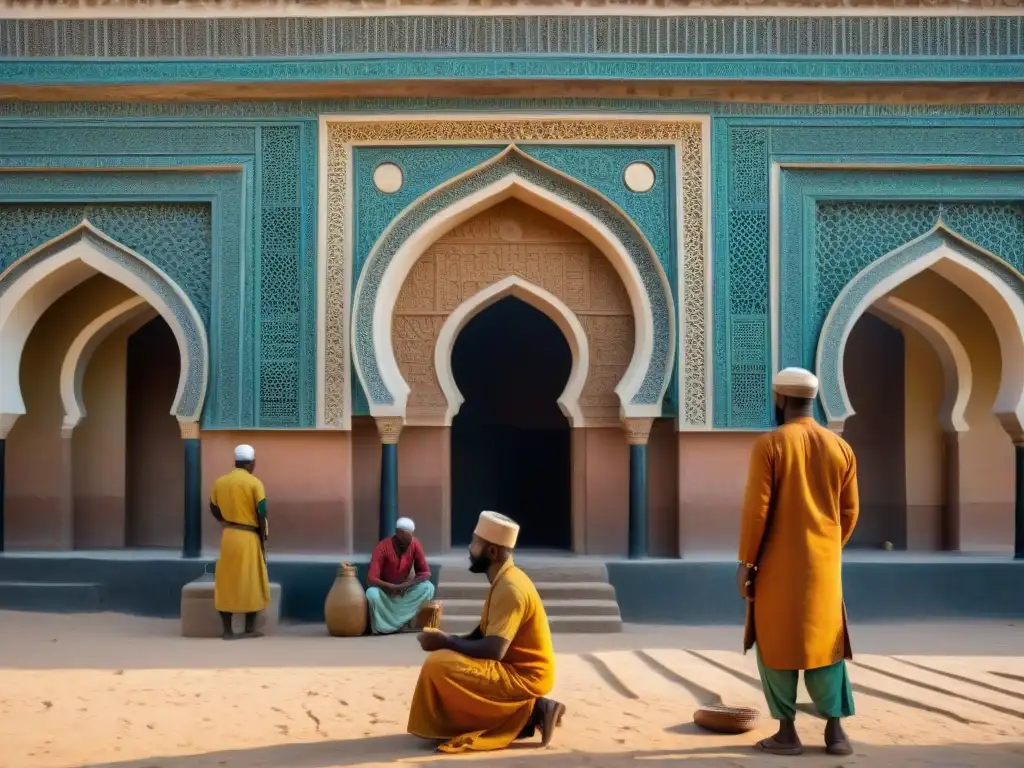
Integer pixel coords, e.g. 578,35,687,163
393,198,634,427
200,431,354,554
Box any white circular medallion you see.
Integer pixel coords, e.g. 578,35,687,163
623,162,656,193
373,162,404,194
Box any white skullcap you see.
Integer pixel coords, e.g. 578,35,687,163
234,444,256,462
773,367,819,399
474,511,520,549
396,517,415,533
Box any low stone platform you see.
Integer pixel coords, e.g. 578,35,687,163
180,575,282,638
0,550,1022,626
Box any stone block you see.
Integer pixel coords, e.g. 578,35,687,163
180,574,282,638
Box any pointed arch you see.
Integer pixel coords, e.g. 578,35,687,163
0,221,210,436
59,295,157,435
433,276,590,427
351,145,674,422
870,295,972,433
816,225,1024,439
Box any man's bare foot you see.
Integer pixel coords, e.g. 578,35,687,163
239,630,264,640
824,717,852,755
535,697,566,748
222,632,236,641
754,719,804,755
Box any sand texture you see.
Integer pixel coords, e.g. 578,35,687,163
1,612,1023,767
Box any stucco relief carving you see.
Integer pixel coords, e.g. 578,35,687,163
392,199,634,427
325,117,705,429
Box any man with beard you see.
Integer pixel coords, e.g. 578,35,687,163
365,517,435,634
738,367,860,756
407,510,564,753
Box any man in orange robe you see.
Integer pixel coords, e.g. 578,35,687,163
737,367,860,756
407,511,565,753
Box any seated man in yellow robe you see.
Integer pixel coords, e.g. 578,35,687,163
209,444,270,640
407,511,565,753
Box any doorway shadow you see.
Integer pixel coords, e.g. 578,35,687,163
450,296,572,551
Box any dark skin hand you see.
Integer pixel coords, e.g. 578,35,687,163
736,564,756,600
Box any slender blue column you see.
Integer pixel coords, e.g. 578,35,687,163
626,419,652,560
182,423,202,558
377,418,402,541
1015,443,1024,560
0,437,6,553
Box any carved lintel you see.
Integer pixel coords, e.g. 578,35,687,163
376,416,404,445
178,420,201,440
623,417,654,446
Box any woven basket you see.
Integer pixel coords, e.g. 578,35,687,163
415,600,443,630
693,704,761,734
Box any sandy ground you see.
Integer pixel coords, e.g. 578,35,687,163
1,612,1023,768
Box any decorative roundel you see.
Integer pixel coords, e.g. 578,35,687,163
623,162,656,193
373,162,404,194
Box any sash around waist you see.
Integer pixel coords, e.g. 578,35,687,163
223,521,260,535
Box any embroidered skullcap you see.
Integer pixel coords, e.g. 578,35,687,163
234,444,256,462
396,517,415,533
474,511,520,549
772,367,819,399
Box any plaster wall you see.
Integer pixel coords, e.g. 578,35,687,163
72,324,132,549
4,275,134,549
200,430,353,554
889,271,1014,553
901,324,947,551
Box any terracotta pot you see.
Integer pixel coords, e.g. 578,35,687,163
324,562,368,637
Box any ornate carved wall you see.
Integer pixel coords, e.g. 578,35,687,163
392,199,634,426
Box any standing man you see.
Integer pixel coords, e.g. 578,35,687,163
209,444,270,641
737,368,859,757
408,511,565,753
365,516,435,634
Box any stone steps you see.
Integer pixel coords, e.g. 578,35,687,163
441,614,623,635
0,581,105,612
435,560,622,634
436,581,616,601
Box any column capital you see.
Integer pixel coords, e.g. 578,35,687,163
376,416,404,445
623,417,654,446
178,420,201,440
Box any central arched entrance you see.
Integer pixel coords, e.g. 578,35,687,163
449,296,573,550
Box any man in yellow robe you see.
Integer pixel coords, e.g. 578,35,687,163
210,444,270,640
407,511,565,753
737,367,859,756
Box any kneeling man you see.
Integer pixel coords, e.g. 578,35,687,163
366,517,435,634
408,511,565,753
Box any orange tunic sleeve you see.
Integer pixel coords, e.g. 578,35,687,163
738,434,775,566
839,447,860,546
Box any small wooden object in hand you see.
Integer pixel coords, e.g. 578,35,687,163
415,600,443,630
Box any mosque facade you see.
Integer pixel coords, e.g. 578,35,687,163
0,2,1022,559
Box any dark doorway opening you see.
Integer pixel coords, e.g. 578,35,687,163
842,312,907,549
125,316,183,548
450,296,573,550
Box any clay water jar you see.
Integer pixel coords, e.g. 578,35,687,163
324,562,368,637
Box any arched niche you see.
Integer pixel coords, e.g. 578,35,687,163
816,224,1024,441
0,221,209,437
351,145,674,422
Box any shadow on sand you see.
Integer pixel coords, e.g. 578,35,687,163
82,733,1024,768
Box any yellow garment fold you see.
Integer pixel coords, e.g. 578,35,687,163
407,559,555,753
211,468,270,614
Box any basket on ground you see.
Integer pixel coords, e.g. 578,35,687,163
693,704,761,734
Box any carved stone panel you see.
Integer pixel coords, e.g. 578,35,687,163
391,198,634,426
